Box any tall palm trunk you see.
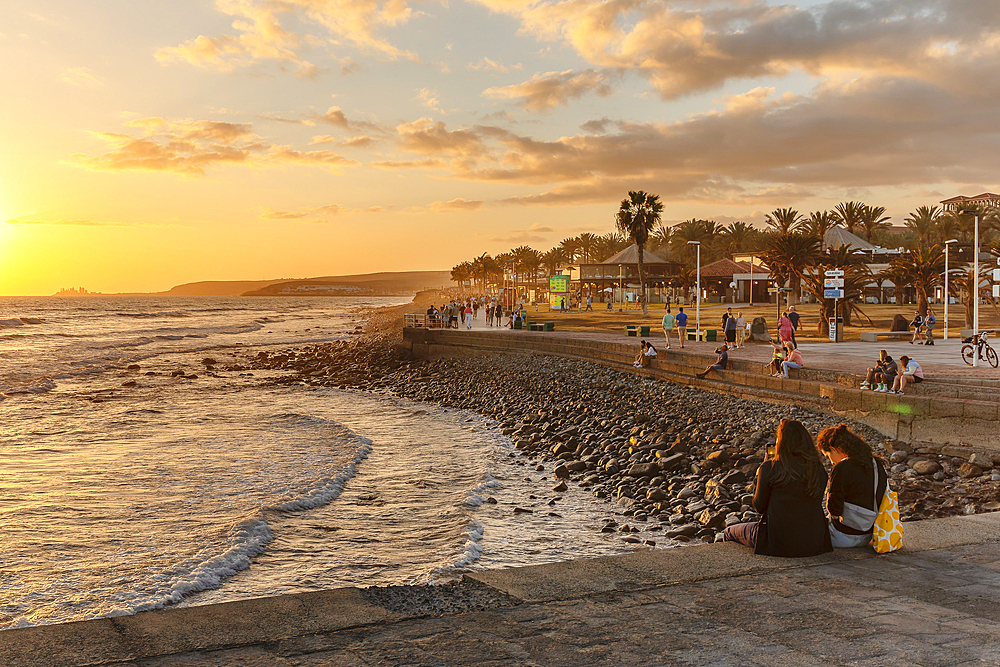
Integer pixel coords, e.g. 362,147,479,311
638,243,648,317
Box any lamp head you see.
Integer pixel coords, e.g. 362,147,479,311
945,239,959,244
687,240,700,245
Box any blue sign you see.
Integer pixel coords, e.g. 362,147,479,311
824,289,844,299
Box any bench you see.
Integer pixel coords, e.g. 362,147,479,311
859,331,910,342
960,329,1000,340
625,325,651,337
544,321,555,331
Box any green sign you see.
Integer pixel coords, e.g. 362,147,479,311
549,275,569,293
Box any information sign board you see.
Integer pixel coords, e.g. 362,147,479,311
825,269,845,277
824,289,844,299
549,275,570,293
824,278,844,288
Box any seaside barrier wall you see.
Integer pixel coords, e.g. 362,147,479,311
400,328,1000,455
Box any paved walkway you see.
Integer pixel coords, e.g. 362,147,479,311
449,310,995,379
7,513,1000,666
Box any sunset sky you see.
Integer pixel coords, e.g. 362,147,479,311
1,0,998,295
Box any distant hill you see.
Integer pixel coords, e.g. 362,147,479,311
161,271,452,297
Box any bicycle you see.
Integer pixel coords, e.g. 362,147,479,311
961,332,998,368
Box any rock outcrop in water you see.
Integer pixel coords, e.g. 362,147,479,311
242,333,1000,543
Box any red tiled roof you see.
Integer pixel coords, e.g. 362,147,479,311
699,258,751,277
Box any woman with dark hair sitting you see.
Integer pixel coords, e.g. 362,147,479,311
815,424,888,548
723,419,833,557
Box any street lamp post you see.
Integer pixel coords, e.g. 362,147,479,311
944,239,958,340
960,210,980,366
618,264,623,312
688,241,701,340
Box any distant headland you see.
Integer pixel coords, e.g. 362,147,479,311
51,270,452,297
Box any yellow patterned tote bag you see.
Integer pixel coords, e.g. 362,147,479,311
871,474,903,553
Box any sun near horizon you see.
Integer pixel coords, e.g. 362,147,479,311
1,1,998,296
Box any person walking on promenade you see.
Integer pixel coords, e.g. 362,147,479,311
724,307,738,350
464,303,473,329
788,305,800,349
661,308,675,349
923,308,936,345
675,307,688,348
778,312,794,352
782,346,804,378
815,424,888,548
472,298,479,321
585,293,593,311
909,310,924,344
722,420,833,557
892,355,923,394
735,311,746,348
696,346,728,379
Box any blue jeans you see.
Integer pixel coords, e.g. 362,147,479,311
782,361,803,377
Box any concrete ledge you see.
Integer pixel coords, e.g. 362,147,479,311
5,512,1000,666
0,588,403,667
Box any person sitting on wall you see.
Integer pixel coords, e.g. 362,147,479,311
892,355,923,394
697,346,728,378
769,342,785,377
634,339,658,367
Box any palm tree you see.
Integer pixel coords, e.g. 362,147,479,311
576,233,598,264
759,232,823,308
541,247,565,277
904,206,940,247
470,253,494,293
949,264,1000,328
802,210,841,247
649,223,672,256
451,261,473,289
559,237,581,264
594,232,629,261
616,190,663,318
886,244,945,315
669,219,710,266
800,245,872,331
859,205,891,243
834,201,866,236
524,248,544,294
719,220,760,257
764,208,804,234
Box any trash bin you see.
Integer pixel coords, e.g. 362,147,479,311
706,329,717,342
828,317,843,342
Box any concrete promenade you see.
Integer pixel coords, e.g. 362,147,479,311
5,512,1000,666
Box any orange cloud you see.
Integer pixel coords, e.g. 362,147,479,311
71,118,354,176
483,69,614,110
428,198,486,211
260,204,342,221
156,0,419,76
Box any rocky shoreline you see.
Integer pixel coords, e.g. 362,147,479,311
240,322,1000,546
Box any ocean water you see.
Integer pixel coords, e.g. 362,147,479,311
0,296,646,630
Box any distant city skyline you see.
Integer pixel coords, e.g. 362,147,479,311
1,0,998,295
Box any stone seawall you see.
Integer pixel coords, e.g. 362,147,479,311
401,328,1000,454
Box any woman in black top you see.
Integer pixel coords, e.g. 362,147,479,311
816,424,888,548
723,420,833,557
